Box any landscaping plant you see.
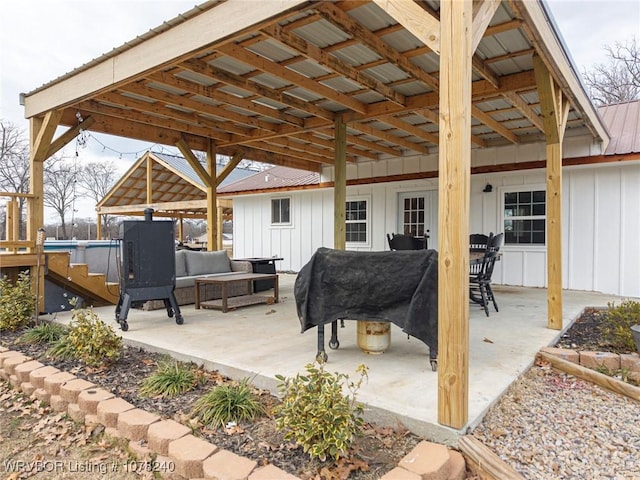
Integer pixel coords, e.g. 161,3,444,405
48,301,123,366
140,359,201,398
0,272,36,331
19,322,68,345
191,378,265,429
274,362,368,461
601,299,640,352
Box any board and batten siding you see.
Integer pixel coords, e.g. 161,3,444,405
230,162,640,298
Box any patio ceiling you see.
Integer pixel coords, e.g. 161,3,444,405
22,0,608,173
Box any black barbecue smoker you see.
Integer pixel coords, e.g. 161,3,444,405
114,209,183,331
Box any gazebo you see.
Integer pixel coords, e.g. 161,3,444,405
18,0,609,429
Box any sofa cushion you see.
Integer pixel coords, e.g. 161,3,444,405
175,250,189,277
186,250,231,276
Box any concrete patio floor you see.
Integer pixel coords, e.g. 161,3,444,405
42,274,629,444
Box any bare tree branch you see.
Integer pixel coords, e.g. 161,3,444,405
583,36,640,106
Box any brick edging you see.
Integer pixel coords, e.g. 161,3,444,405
539,347,640,382
1,348,468,480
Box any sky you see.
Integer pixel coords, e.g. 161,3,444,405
1,0,639,222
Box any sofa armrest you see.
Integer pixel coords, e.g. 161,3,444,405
230,260,252,273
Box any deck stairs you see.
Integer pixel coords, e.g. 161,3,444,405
45,251,119,306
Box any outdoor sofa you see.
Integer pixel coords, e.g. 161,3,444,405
142,249,252,310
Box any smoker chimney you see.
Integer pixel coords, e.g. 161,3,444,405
144,208,154,221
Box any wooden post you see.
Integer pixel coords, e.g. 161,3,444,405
533,54,569,331
437,0,472,429
334,116,347,250
146,155,153,204
28,117,45,252
97,214,103,240
217,205,224,251
206,140,217,251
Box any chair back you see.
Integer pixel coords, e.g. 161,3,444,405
487,232,504,252
470,250,498,281
470,233,490,252
387,233,427,250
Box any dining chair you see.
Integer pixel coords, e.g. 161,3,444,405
470,233,490,253
469,232,503,316
387,233,427,250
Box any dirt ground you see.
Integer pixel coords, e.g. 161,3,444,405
0,381,166,479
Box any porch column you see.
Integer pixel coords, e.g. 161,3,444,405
96,214,102,240
206,140,218,251
533,55,569,330
437,0,472,429
29,112,60,312
334,116,346,250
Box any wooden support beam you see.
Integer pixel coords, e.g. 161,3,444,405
215,150,244,187
371,0,440,54
472,105,519,144
472,0,501,53
437,0,472,430
533,54,566,331
206,140,217,251
32,110,62,163
28,117,45,250
146,156,153,203
176,137,213,188
334,117,347,250
46,116,95,158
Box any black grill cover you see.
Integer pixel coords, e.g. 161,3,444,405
294,247,438,357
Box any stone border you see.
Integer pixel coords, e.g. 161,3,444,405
0,346,468,479
538,347,640,401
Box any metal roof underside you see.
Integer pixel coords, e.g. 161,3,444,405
24,0,608,174
97,151,256,216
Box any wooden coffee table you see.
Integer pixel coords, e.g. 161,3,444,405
194,273,279,312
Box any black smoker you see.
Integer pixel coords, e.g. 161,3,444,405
114,209,183,331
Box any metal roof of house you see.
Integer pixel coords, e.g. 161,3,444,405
217,165,320,193
598,100,640,155
23,0,609,172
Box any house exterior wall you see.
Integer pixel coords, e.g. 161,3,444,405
230,136,639,297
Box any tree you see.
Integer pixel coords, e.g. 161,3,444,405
43,157,81,239
77,161,119,238
583,37,640,106
0,121,30,237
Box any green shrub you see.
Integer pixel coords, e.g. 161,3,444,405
48,305,123,366
0,272,35,331
192,378,265,429
274,362,368,461
140,360,200,398
19,322,68,345
601,300,640,351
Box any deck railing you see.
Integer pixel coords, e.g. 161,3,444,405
1,192,36,253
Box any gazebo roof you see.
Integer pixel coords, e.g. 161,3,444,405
97,151,256,217
22,0,609,171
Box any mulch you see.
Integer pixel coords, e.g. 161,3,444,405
0,328,422,480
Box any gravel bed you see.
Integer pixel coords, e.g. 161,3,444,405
472,363,640,480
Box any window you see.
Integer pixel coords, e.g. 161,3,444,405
271,197,290,225
345,199,368,243
401,195,427,236
503,190,545,245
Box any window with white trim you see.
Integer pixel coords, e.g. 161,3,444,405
345,198,369,243
271,197,291,225
503,189,546,245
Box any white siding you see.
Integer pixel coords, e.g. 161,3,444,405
230,159,640,297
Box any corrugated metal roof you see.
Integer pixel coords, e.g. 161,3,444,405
23,0,610,170
599,100,640,155
217,165,320,194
